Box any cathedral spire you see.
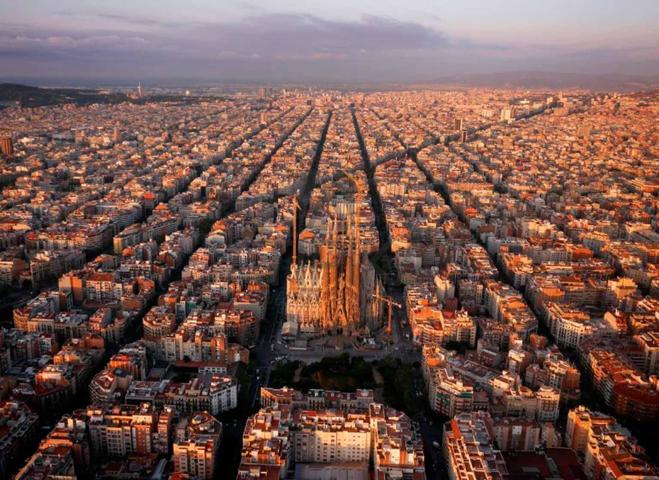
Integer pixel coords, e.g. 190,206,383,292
346,213,353,323
325,217,332,246
332,213,338,248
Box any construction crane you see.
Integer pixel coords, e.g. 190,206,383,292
291,194,301,267
372,293,401,337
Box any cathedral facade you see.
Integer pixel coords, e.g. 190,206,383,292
284,214,384,338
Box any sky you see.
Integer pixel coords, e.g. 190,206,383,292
0,0,658,85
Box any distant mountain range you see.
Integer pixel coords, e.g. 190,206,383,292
426,71,659,91
0,83,130,108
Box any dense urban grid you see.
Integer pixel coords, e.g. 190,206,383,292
0,86,657,480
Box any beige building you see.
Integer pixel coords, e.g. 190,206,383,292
444,412,508,480
240,388,425,480
173,412,222,480
293,410,371,463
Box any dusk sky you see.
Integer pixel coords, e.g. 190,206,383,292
1,0,658,84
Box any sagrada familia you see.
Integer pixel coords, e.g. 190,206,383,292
284,211,384,338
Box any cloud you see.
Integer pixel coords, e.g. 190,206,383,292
0,14,446,59
0,11,657,82
0,28,151,59
0,13,453,81
178,14,448,60
94,13,174,27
